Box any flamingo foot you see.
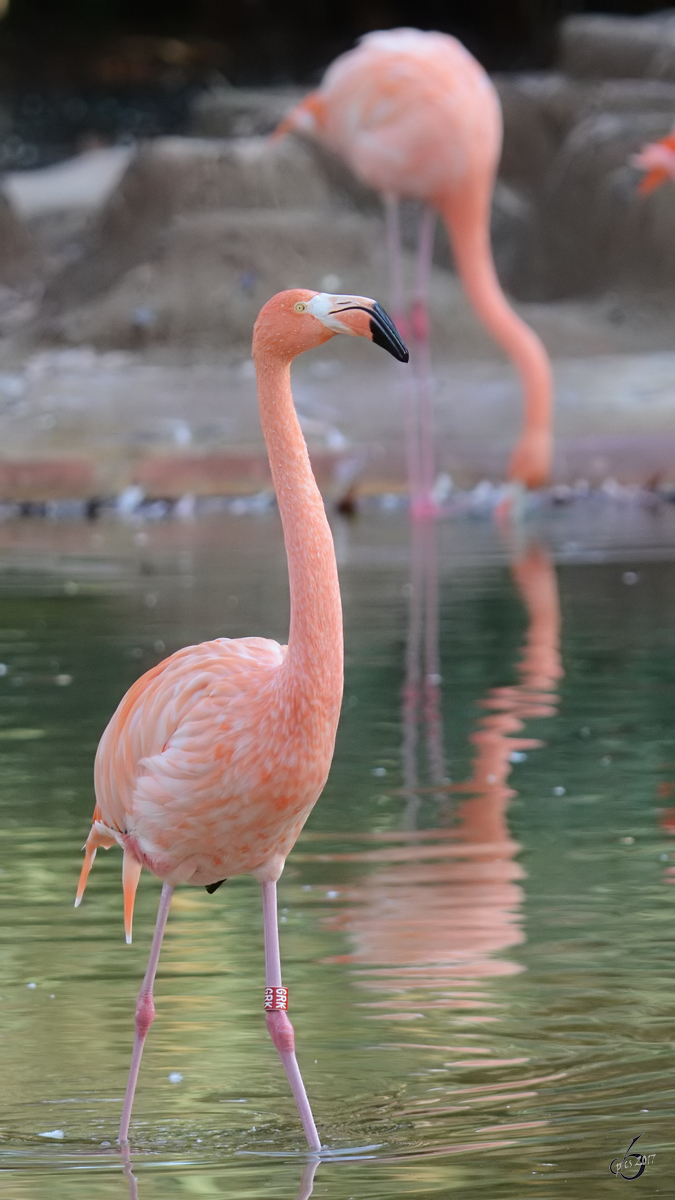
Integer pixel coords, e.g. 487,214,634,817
494,482,526,530
507,428,552,492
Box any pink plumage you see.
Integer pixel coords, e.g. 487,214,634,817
277,28,554,493
74,287,408,1150
308,28,501,203
93,636,333,889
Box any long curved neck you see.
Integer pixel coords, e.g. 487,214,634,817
254,353,343,706
439,194,552,436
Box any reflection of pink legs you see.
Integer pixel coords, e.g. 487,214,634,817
402,516,424,826
421,519,447,790
296,1157,321,1200
403,514,448,825
119,882,174,1144
121,1141,320,1200
121,1144,139,1200
261,880,322,1151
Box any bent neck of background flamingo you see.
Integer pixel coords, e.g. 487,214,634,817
438,194,553,441
253,352,343,704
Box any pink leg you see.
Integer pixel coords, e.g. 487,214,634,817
412,205,436,334
410,206,439,520
384,193,407,337
118,882,174,1144
385,194,423,511
262,880,321,1151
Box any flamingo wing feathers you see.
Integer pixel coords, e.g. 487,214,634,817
78,637,295,914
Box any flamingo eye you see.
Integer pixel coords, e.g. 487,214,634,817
294,302,307,313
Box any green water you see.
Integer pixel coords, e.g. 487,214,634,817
1,505,675,1198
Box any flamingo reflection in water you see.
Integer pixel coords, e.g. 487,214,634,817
656,782,675,883
121,1145,320,1200
323,535,562,1023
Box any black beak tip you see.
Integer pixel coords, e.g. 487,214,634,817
370,303,409,363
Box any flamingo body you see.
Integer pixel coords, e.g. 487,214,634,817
278,28,554,491
310,29,501,204
78,291,406,911
92,635,336,889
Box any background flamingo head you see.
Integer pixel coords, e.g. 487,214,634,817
632,132,675,195
270,91,327,142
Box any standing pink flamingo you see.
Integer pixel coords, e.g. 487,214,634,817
275,28,554,506
74,288,408,1150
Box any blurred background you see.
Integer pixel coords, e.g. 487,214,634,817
0,2,675,500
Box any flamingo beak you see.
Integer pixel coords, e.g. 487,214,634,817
307,293,409,362
365,301,410,361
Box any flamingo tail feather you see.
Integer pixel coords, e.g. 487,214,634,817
75,814,117,908
75,841,98,907
123,851,143,945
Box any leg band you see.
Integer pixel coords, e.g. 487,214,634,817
265,986,289,1011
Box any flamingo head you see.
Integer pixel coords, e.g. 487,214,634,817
270,91,327,143
632,131,675,195
253,289,409,363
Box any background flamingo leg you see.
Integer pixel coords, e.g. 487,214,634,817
384,193,423,512
384,193,407,335
261,880,321,1151
411,206,439,519
118,882,174,1144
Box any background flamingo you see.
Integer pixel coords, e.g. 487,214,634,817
633,130,675,194
74,287,408,1150
276,28,554,507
